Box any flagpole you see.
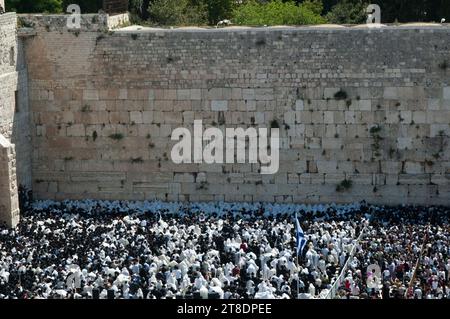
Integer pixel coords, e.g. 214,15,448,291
295,212,299,299
296,253,299,299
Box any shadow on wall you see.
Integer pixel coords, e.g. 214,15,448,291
12,28,32,192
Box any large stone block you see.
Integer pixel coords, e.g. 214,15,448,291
0,135,20,228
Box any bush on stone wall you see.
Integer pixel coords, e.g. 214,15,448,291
205,0,236,25
6,0,103,13
148,0,208,26
325,0,368,24
232,0,326,26
6,0,63,13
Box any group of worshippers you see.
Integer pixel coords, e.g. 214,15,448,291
0,196,448,300
335,206,450,299
0,198,367,299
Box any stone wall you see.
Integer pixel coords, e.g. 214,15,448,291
17,16,450,205
0,12,22,227
0,14,17,140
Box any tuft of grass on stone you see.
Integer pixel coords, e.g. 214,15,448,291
95,34,105,45
334,89,348,101
438,61,448,70
270,119,280,129
196,181,209,190
255,38,266,46
109,133,124,141
432,152,441,159
131,157,143,164
369,125,382,134
336,179,353,192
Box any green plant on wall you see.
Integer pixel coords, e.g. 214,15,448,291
370,125,383,159
336,179,352,192
232,0,326,26
6,0,64,13
109,133,124,141
148,0,208,26
6,0,103,13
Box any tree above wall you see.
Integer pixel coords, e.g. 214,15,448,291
5,0,450,24
5,0,103,13
6,0,64,13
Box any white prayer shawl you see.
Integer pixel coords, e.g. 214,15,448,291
179,275,191,292
211,286,224,299
308,283,316,296
339,253,347,267
194,275,207,290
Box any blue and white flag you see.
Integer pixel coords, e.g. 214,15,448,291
295,213,307,256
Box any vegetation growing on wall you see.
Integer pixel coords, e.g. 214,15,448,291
6,0,103,13
232,0,326,26
6,0,450,26
148,0,208,25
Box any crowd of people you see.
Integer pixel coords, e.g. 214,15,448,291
0,197,448,299
336,207,450,299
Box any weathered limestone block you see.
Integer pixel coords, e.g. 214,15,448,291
211,100,228,112
443,87,450,100
0,135,20,228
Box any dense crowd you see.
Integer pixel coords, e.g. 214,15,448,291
0,199,449,299
336,207,450,299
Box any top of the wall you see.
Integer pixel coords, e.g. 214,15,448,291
17,13,130,33
115,23,450,34
17,13,130,35
15,14,450,34
18,14,109,32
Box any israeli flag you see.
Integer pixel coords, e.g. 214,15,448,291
295,213,307,256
